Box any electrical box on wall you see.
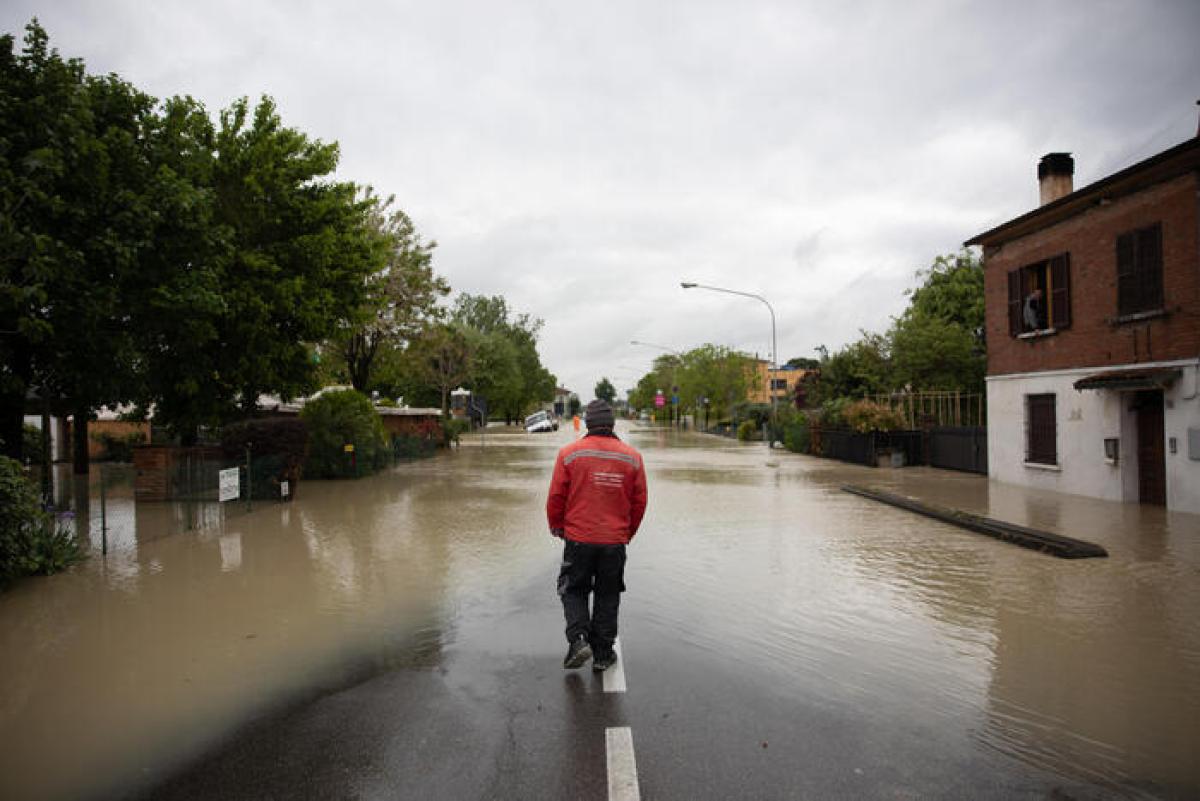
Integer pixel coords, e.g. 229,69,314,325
1189,428,1200,461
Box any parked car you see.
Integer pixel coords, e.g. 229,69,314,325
524,410,558,433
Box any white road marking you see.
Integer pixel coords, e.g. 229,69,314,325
606,726,641,801
603,638,627,693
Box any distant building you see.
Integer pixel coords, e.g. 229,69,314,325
745,360,813,406
552,387,576,417
966,133,1200,513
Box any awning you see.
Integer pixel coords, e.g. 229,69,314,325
1073,367,1181,391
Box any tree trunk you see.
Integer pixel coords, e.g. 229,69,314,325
73,408,90,475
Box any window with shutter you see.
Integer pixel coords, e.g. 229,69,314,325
1026,394,1057,465
1116,223,1163,316
1050,254,1071,329
1009,253,1070,336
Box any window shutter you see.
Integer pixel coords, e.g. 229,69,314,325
1050,254,1071,329
1117,231,1136,316
1007,270,1021,337
1137,223,1163,311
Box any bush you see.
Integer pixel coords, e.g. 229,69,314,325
23,424,46,465
1,456,82,587
222,417,309,498
783,412,811,453
442,418,470,446
389,417,443,459
842,399,906,433
301,390,390,479
736,419,761,442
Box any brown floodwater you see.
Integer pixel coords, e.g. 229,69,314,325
1,423,1197,799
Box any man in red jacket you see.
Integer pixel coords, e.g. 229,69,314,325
546,399,647,671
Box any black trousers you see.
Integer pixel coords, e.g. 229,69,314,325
557,539,626,654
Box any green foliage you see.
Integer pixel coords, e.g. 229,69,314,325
1,20,156,461
841,400,906,433
816,398,851,428
0,21,394,459
451,294,556,421
783,412,811,453
90,431,144,462
300,390,388,478
736,420,761,442
568,396,581,416
221,417,308,497
1,455,81,586
594,377,616,404
628,345,753,424
812,333,891,404
407,323,473,416
888,251,985,393
22,425,45,465
336,189,448,392
441,418,470,446
810,250,985,403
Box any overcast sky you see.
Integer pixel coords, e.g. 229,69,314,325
5,1,1199,400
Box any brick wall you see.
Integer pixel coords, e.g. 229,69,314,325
985,172,1199,376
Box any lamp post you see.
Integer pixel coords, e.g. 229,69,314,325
680,282,778,444
630,340,683,428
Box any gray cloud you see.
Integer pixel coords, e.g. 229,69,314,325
5,0,1198,399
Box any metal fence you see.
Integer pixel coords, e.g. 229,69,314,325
927,426,988,474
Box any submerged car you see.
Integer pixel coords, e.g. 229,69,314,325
524,410,558,433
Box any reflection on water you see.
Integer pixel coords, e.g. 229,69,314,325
627,430,1200,798
1,424,1198,799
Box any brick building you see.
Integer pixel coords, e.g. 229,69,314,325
966,135,1200,513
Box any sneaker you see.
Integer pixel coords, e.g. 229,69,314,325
563,636,592,669
591,650,617,672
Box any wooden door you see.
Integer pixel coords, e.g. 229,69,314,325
1135,390,1166,506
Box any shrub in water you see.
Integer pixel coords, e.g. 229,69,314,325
301,390,389,478
736,419,761,442
1,456,82,587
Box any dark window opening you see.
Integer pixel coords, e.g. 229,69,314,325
1026,394,1057,465
770,378,788,391
1117,223,1163,317
1008,254,1071,336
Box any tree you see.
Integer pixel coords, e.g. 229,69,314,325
887,250,985,393
411,323,473,417
0,21,158,470
338,191,447,392
451,293,556,422
594,377,616,404
136,96,381,440
812,333,892,403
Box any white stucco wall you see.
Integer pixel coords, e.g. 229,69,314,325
987,359,1200,515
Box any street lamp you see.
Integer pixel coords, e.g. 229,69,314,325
630,339,683,428
680,282,778,444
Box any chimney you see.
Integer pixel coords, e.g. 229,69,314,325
1038,153,1074,206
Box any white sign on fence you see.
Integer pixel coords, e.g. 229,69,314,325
280,480,289,498
218,468,240,502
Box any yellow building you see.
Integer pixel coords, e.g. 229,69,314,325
745,360,811,405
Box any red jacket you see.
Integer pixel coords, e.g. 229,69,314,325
546,434,647,545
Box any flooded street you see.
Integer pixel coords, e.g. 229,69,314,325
1,423,1198,800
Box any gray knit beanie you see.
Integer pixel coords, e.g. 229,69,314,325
585,399,615,430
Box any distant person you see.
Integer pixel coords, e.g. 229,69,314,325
546,400,648,672
572,414,581,435
1023,287,1044,331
